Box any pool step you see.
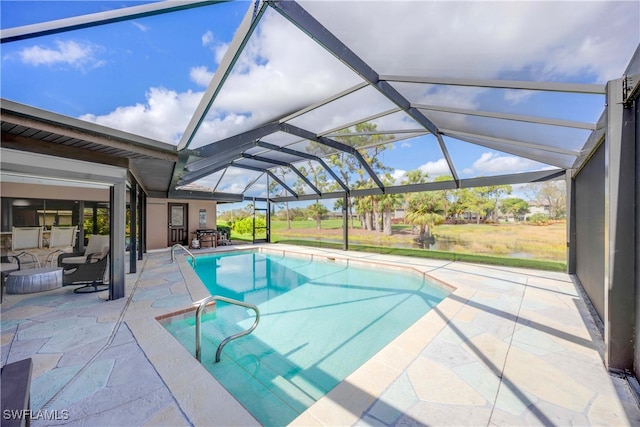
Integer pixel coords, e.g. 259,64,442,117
170,311,330,425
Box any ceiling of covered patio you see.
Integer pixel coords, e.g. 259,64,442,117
1,1,638,202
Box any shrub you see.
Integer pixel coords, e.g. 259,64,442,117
527,213,550,225
233,216,266,235
216,224,231,236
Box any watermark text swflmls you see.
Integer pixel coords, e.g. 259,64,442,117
3,409,70,421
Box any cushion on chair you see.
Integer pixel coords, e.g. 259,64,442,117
60,235,109,265
85,235,109,255
48,226,77,249
11,227,43,251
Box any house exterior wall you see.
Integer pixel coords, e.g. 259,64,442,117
146,197,217,250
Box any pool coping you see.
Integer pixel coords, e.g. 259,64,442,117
134,244,463,426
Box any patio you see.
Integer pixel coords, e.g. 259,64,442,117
2,244,639,426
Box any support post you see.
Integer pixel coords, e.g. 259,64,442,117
566,170,576,274
343,194,349,251
604,78,636,370
138,192,145,260
110,182,126,300
129,182,137,274
266,199,271,243
77,201,85,252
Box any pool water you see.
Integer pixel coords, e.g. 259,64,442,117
163,251,449,426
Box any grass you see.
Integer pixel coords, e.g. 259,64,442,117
270,219,355,230
220,219,567,271
272,239,567,272
431,222,566,260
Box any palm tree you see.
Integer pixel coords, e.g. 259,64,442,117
405,192,444,242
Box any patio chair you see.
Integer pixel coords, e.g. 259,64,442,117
10,226,43,268
58,235,109,293
1,255,21,303
217,232,231,246
44,226,77,267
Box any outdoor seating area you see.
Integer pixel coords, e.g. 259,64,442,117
192,229,231,249
0,228,109,298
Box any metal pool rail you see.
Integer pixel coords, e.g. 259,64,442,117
195,295,260,363
171,244,196,266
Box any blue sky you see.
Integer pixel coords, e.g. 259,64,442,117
2,0,639,206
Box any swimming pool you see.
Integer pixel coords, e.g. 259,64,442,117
163,250,449,426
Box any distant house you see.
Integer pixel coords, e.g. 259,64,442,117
523,203,550,221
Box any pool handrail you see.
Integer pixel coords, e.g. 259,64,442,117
171,244,196,266
195,295,260,363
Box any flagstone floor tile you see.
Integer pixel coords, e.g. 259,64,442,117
1,245,638,426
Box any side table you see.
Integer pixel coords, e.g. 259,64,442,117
5,267,63,295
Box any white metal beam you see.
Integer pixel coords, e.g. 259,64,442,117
381,75,605,94
441,128,580,156
414,103,596,130
1,0,225,43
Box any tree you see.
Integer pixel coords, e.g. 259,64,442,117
403,169,429,185
524,181,566,220
473,185,512,222
453,188,485,223
500,198,530,222
405,192,444,241
326,123,395,229
269,167,292,229
377,175,402,235
306,202,328,229
434,175,455,219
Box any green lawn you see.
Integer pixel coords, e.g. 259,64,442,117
218,219,567,271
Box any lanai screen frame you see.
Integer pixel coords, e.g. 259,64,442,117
1,0,631,257
175,1,593,201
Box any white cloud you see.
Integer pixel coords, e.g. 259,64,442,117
202,30,214,47
70,1,638,152
132,22,149,32
18,40,104,69
503,89,535,104
201,30,229,64
79,87,203,144
391,160,451,185
467,152,541,175
303,1,637,83
418,158,451,178
391,169,407,184
190,66,214,87
190,8,363,147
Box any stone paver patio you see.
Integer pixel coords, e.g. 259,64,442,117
1,244,639,426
